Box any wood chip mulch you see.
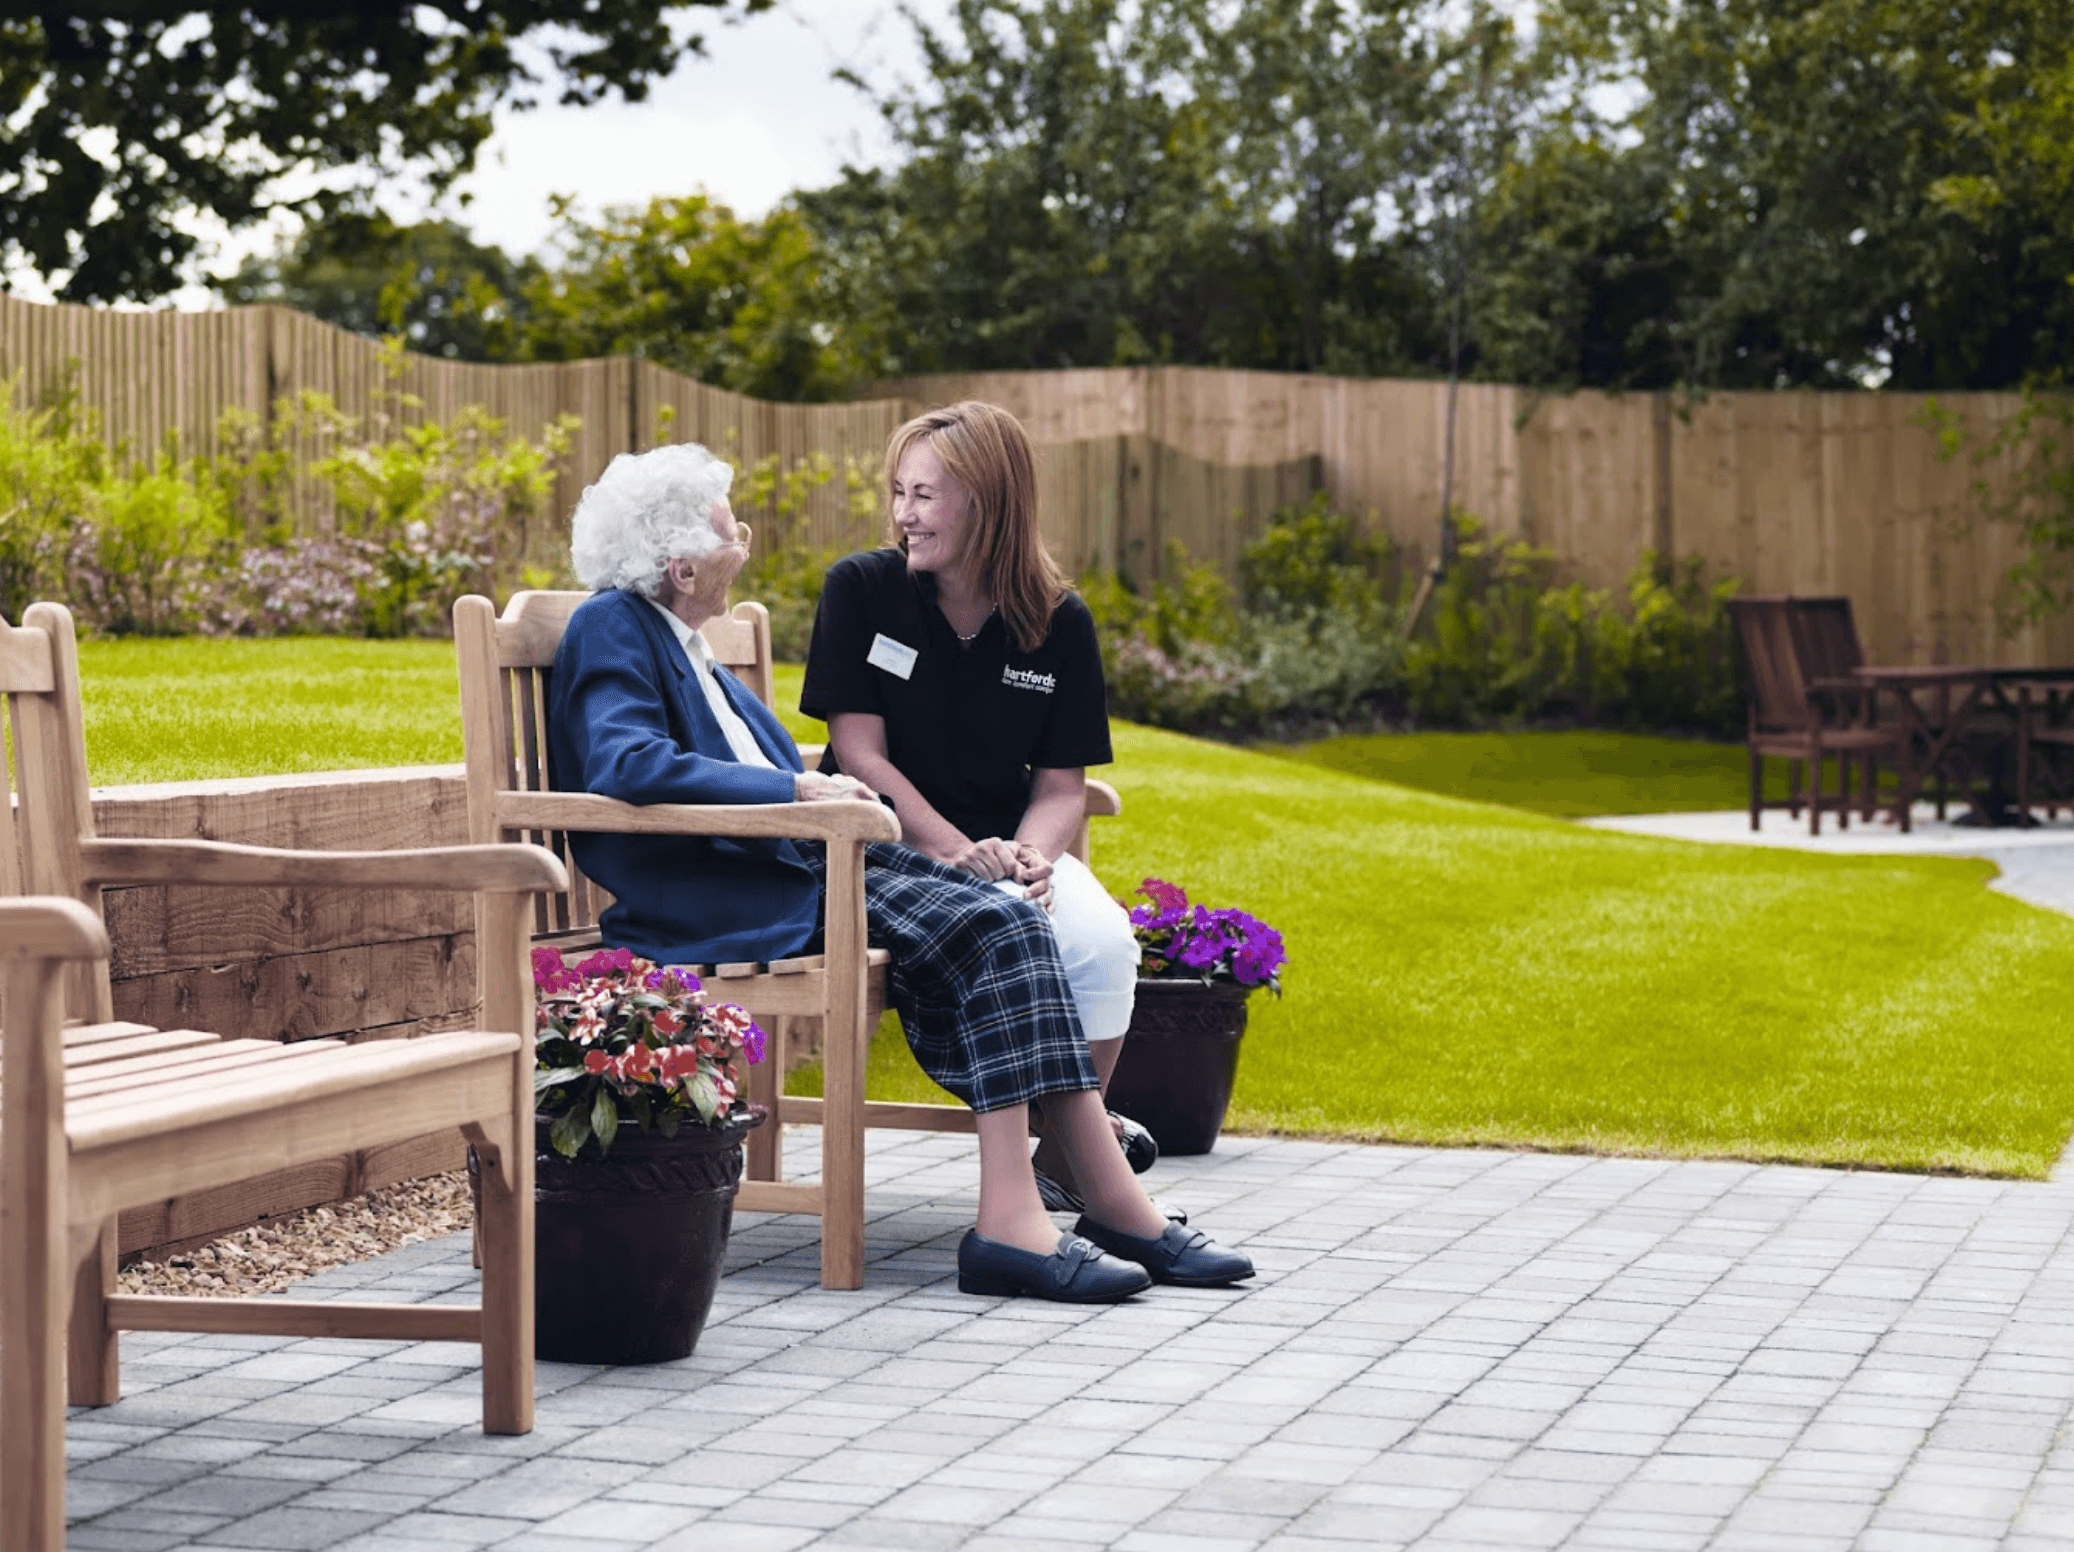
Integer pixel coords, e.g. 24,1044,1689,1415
118,1172,475,1298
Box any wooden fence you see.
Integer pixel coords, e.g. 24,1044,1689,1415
879,368,2074,668
0,295,1315,587
8,293,2071,663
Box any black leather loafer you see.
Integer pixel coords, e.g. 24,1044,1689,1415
956,1229,1152,1302
1111,1111,1159,1174
1072,1216,1255,1287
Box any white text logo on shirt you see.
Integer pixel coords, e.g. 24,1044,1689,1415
1001,666,1056,693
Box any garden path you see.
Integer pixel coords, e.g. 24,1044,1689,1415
1580,804,2074,917
60,1116,2074,1551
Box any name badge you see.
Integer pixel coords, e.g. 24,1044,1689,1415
867,633,918,680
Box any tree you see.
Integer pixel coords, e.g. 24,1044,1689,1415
1190,0,1446,376
0,2,767,303
802,0,1236,377
1505,0,2074,391
219,216,542,361
801,0,1455,381
517,194,857,401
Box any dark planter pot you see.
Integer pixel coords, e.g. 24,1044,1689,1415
1103,978,1254,1155
521,1105,766,1365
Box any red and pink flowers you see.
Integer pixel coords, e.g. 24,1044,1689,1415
1127,879,1287,993
532,945,766,1158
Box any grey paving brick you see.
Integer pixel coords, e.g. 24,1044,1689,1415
120,1473,309,1517
642,1524,824,1552
292,1485,450,1516
202,1506,389,1549
63,1530,196,1552
67,1508,228,1540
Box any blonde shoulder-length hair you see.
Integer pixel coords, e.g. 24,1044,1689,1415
883,400,1066,652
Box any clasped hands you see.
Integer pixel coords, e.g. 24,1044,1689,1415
949,835,1054,912
793,772,1053,910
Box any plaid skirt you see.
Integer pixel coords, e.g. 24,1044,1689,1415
802,843,1097,1114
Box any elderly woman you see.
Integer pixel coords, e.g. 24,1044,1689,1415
545,442,1252,1302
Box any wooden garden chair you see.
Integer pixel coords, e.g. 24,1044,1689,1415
1727,596,1908,835
0,602,567,1552
452,590,1120,1291
2016,680,2074,821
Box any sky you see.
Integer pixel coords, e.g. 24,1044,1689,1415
13,0,954,308
442,0,956,260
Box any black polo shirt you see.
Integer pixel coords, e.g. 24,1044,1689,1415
800,548,1113,843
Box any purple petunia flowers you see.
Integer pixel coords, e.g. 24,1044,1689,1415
1127,879,1287,992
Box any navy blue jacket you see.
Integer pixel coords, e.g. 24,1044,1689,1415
546,588,821,965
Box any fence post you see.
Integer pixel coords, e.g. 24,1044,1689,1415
1653,390,1674,580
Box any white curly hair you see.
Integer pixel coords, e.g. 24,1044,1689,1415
569,442,735,597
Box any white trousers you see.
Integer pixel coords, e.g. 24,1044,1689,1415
998,852,1139,1043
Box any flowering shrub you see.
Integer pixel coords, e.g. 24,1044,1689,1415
186,538,381,636
1127,879,1287,994
532,946,766,1159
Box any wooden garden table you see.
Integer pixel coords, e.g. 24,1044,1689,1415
1851,665,2074,825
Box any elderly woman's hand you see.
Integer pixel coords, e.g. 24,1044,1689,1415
794,771,876,803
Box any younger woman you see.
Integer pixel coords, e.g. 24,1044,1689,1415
801,401,1151,1210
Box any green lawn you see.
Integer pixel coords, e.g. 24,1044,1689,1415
74,638,2074,1177
75,641,821,785
1275,728,1790,817
77,638,470,785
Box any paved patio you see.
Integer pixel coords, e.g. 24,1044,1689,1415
58,1126,2074,1552
54,809,2074,1552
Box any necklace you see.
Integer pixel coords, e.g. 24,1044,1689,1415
952,603,996,645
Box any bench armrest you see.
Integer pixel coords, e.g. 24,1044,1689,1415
493,792,902,844
77,839,569,894
0,897,109,961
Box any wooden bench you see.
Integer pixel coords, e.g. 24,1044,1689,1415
453,590,1120,1290
0,601,567,1552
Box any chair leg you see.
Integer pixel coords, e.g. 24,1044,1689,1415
1748,743,1763,832
745,1016,791,1183
2,1067,69,1549
1,1212,67,1552
2017,711,2034,824
66,1216,121,1407
475,1134,533,1436
820,1010,867,1292
1807,746,1823,836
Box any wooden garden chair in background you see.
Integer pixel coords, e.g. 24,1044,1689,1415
0,602,567,1552
2017,680,2074,821
1728,596,1909,835
453,591,1120,1291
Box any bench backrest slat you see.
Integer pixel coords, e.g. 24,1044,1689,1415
1728,597,1818,734
1,605,113,1023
